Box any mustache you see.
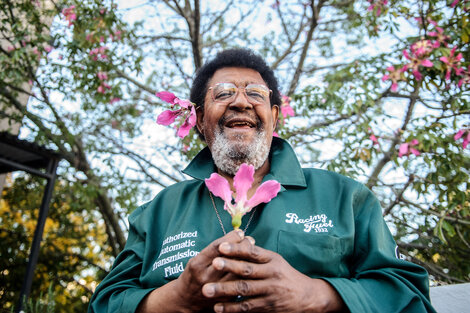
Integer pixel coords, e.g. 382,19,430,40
218,114,263,129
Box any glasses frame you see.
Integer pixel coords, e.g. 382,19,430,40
208,82,272,105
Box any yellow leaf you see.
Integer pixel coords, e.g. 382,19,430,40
432,253,441,263
462,32,469,44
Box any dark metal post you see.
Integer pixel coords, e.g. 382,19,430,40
16,158,59,313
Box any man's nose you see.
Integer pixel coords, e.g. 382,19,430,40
229,89,253,110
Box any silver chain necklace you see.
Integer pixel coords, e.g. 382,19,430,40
209,192,257,235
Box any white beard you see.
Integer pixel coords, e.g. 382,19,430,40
210,128,270,176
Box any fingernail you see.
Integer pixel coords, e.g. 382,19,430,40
203,284,215,297
219,242,231,253
213,257,225,270
235,229,245,239
214,303,224,313
247,236,255,245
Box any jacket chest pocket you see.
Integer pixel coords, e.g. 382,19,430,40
277,230,344,278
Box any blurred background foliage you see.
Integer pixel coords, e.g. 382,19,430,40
0,0,468,311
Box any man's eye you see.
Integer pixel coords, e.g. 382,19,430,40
246,89,266,100
215,90,235,99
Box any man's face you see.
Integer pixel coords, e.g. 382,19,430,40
196,67,279,175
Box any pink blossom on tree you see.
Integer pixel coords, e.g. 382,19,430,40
458,66,470,87
89,46,109,61
428,20,449,48
368,128,379,145
109,97,121,104
382,65,406,91
280,94,295,119
97,82,111,94
440,47,464,81
62,5,77,27
402,49,433,80
367,0,389,16
97,72,108,80
454,129,470,149
398,139,421,157
411,39,434,57
205,163,281,229
44,45,53,53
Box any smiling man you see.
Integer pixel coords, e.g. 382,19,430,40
89,49,436,313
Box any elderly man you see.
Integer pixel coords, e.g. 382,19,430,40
89,49,436,313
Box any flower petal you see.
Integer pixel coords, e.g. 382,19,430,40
421,59,433,67
410,148,420,156
246,180,281,209
398,143,409,157
281,105,295,118
157,109,179,125
234,164,255,204
175,98,192,109
205,173,233,204
454,130,464,140
156,91,177,104
176,106,197,138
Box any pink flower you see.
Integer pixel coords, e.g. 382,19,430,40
62,5,77,27
367,0,389,16
110,30,122,41
156,91,197,139
89,46,109,61
382,65,406,91
97,71,108,80
280,95,295,119
454,129,470,149
44,45,53,53
402,49,433,80
156,91,176,104
410,39,434,57
451,0,459,7
110,97,121,104
458,66,470,87
205,163,281,229
7,46,15,52
440,47,464,81
428,20,449,48
398,139,420,157
369,130,379,145
273,131,279,137
97,83,111,94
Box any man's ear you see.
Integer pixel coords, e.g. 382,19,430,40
196,106,204,134
271,104,279,130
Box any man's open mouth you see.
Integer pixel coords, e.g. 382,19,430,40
225,118,256,128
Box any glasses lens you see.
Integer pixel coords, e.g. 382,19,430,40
245,84,270,103
213,83,237,101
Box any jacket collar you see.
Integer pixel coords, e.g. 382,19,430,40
182,137,307,189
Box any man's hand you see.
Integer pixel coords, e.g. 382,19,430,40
138,230,250,313
201,238,346,313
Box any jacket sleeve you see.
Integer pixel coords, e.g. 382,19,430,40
88,204,154,313
323,186,436,313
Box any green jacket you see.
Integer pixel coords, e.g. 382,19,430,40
89,138,436,313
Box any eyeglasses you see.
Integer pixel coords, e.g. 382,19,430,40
208,82,271,105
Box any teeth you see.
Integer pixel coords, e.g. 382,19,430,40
229,121,251,127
